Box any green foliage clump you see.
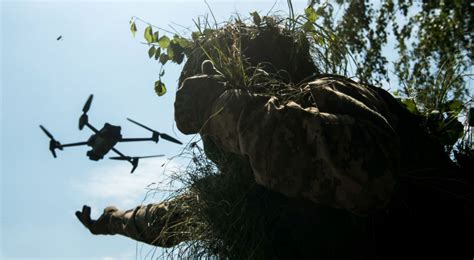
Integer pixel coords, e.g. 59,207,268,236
301,0,473,161
129,17,192,97
129,8,355,101
131,4,473,164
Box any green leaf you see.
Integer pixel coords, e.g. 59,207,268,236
203,29,214,37
154,80,167,96
444,99,464,113
159,53,169,65
191,31,200,40
305,6,318,23
168,41,185,64
154,47,161,60
250,11,261,26
312,34,325,45
153,31,159,43
440,117,463,146
174,51,185,64
158,35,171,49
302,21,315,32
148,46,156,58
174,35,191,48
130,22,137,37
144,25,153,43
159,69,165,77
167,46,174,59
401,98,419,114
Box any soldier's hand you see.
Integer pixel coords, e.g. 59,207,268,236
75,205,117,235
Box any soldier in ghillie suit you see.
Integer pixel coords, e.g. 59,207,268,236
76,23,473,259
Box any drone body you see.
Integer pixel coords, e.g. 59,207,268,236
85,123,122,161
40,94,182,173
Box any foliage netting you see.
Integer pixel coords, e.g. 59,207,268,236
145,20,372,259
136,10,474,259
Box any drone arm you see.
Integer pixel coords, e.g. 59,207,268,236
127,118,181,144
110,148,137,173
119,137,156,143
111,148,127,158
85,123,99,133
60,141,89,148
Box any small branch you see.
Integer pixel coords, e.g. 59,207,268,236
131,16,176,35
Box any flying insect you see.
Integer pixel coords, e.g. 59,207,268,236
39,94,182,173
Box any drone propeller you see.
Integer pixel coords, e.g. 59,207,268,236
39,124,54,139
126,118,182,145
109,154,165,160
109,154,165,173
79,94,93,130
39,125,63,158
83,94,93,113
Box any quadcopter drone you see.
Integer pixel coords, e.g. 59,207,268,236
39,94,182,173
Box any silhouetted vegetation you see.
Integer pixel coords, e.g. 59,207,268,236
131,1,473,258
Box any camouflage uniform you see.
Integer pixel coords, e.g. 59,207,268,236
175,74,400,216
76,74,402,245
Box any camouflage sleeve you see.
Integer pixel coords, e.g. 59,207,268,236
175,75,400,216
75,195,193,247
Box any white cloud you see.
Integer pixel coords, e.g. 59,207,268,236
73,157,188,211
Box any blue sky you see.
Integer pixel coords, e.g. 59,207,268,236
1,1,308,259
4,1,472,259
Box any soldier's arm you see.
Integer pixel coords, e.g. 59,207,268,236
75,195,193,247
